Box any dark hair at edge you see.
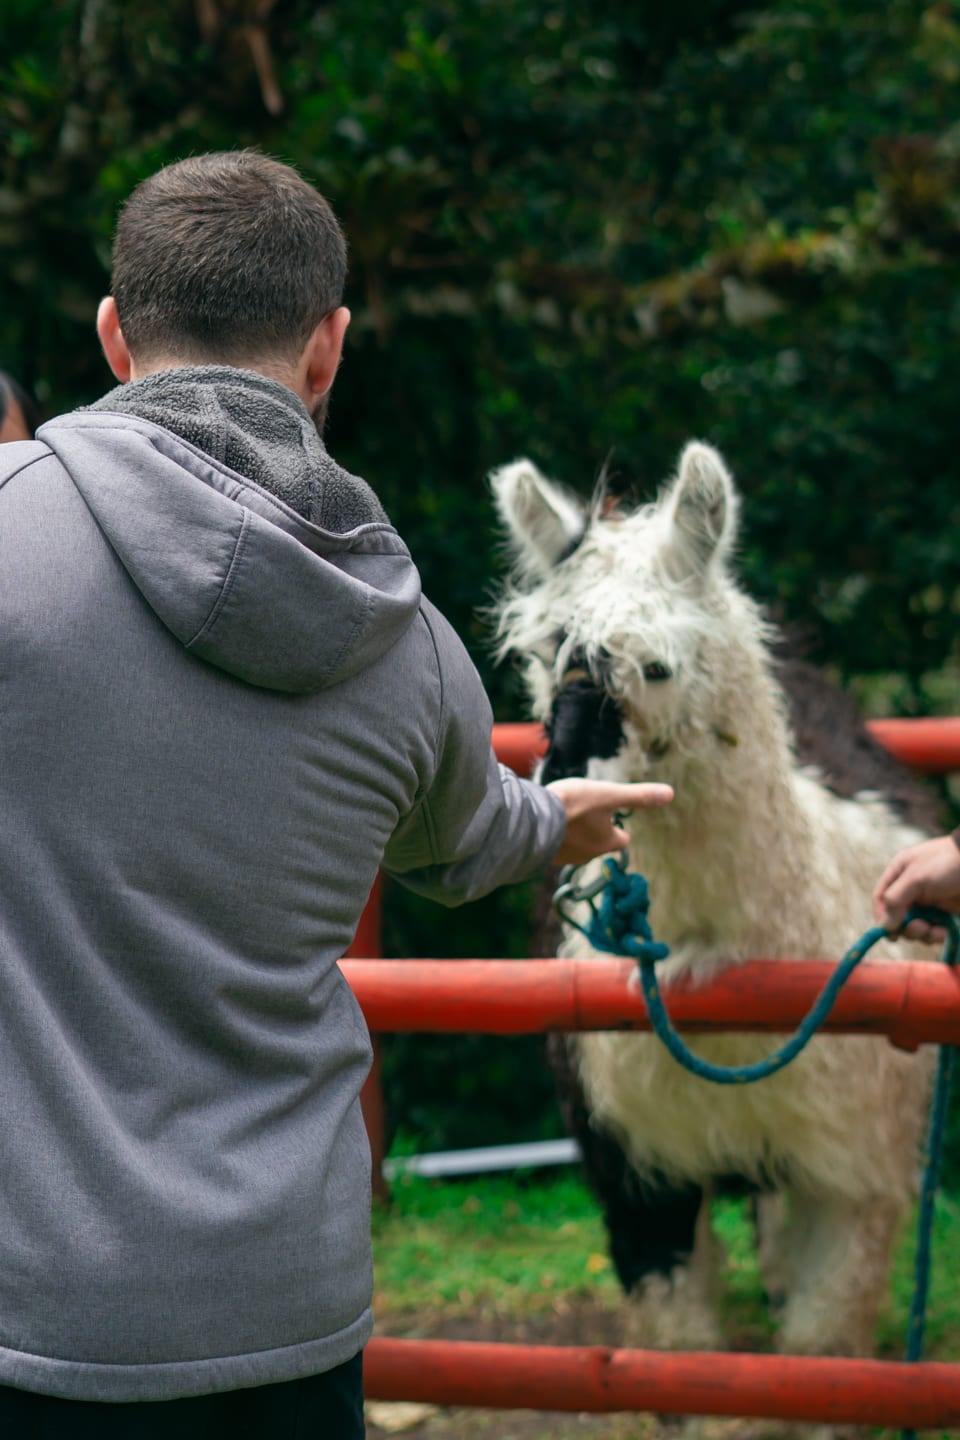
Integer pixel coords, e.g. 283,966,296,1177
111,150,347,366
0,371,41,437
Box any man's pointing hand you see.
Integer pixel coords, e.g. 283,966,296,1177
547,779,674,867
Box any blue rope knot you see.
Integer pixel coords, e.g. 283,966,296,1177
592,859,670,963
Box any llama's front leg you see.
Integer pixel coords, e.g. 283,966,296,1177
777,1190,902,1358
625,1190,725,1351
754,1192,790,1311
548,1033,725,1347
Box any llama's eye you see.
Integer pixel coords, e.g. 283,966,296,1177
643,662,672,682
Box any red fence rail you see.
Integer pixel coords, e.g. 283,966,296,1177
341,955,960,1048
364,1339,960,1427
491,716,960,779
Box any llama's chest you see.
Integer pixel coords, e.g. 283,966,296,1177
574,1024,929,1204
560,780,929,974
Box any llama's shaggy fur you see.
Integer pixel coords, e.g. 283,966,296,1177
490,443,936,1385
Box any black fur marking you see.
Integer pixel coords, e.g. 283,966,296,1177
540,676,625,785
546,1035,702,1291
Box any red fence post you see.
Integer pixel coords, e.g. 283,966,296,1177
348,727,546,1198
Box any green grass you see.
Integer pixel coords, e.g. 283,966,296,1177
372,1171,621,1321
373,1168,960,1361
883,1187,960,1358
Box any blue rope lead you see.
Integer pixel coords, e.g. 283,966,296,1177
902,1036,956,1440
637,927,891,1084
908,1041,956,1360
555,855,957,1081
553,855,959,1435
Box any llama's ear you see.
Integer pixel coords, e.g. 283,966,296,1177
490,458,587,578
663,442,738,578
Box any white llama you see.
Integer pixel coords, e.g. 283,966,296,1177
491,441,936,1368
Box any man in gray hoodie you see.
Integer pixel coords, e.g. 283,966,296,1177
0,151,671,1438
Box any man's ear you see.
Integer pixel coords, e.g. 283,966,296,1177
96,297,133,383
303,306,351,400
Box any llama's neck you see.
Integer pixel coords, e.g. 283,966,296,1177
627,650,816,958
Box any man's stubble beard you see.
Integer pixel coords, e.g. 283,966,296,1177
311,390,330,437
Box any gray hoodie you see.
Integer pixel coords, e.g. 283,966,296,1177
0,373,564,1401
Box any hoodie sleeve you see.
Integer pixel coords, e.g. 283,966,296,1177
382,600,567,907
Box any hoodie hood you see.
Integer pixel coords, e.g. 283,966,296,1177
38,408,421,694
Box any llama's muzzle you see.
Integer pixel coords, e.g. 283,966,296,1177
540,670,626,784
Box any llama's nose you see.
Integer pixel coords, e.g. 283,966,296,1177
540,678,625,785
539,743,586,785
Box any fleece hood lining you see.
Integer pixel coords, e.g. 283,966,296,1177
86,366,389,533
92,413,406,554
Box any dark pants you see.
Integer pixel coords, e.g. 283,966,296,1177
0,1352,364,1439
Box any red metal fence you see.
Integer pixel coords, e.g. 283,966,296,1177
347,718,960,1425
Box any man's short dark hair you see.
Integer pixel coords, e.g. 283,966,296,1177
111,151,347,366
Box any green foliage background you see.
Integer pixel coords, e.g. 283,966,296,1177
3,1,960,1152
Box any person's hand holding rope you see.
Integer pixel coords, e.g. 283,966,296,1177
873,834,960,943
